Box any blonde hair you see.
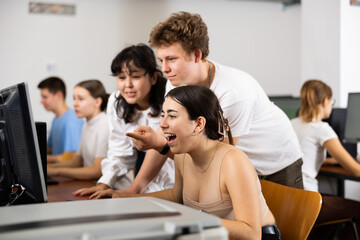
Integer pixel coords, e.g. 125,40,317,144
298,79,332,122
149,12,209,59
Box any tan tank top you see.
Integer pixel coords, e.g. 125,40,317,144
181,147,269,221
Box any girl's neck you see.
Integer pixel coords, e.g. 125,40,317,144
135,93,151,111
86,109,102,122
188,138,219,169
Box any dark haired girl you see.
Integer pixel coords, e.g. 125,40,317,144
74,44,174,196
91,85,278,240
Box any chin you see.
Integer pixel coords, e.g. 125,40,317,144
169,147,181,155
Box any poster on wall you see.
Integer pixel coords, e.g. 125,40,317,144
350,0,360,6
29,2,76,15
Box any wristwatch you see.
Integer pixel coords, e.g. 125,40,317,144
159,143,170,155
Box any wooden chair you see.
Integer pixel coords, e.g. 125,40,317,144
260,180,322,240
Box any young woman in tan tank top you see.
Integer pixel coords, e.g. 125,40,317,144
91,85,279,240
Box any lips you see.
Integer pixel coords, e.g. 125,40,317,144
164,133,177,145
166,75,176,81
126,92,136,97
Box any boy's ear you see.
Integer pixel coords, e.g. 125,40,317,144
194,49,203,63
55,90,63,100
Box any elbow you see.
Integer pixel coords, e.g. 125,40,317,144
350,165,360,178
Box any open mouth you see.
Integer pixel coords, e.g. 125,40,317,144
164,133,177,144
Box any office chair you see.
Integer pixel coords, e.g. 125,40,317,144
260,180,322,240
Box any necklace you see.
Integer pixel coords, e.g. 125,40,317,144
195,142,219,173
208,61,212,88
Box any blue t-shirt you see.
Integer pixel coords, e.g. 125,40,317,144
47,109,84,155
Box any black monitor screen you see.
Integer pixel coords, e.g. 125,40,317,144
0,82,47,206
323,108,357,158
344,93,360,143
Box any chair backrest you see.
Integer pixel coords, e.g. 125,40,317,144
260,180,322,240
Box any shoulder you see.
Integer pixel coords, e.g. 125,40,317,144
219,143,252,170
218,143,257,182
212,62,260,105
290,117,303,127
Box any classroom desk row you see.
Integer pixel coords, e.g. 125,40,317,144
318,164,360,198
47,177,96,202
47,164,360,203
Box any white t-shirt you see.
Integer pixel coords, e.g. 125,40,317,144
77,112,109,167
98,91,175,193
291,117,337,191
166,61,303,176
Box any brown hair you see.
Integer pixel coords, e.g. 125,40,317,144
298,79,332,122
149,11,209,59
38,76,66,99
75,79,109,112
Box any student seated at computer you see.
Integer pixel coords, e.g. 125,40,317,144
38,77,84,163
47,80,109,180
291,79,360,239
91,86,280,240
73,44,174,192
291,79,360,191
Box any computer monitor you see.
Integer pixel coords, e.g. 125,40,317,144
323,108,357,158
344,93,360,143
0,82,47,206
268,95,301,119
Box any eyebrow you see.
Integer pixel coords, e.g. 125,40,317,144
161,109,179,114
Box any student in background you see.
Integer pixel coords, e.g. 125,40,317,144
47,80,109,180
122,11,303,196
73,44,174,195
291,79,360,191
38,76,84,163
91,86,280,240
291,79,360,240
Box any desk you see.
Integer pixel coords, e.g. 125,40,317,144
47,177,96,202
319,164,360,197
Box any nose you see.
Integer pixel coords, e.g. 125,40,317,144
125,77,133,87
160,116,168,129
161,61,170,73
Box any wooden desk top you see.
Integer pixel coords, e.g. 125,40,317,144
319,164,360,182
47,177,97,202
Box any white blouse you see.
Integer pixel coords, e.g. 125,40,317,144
98,91,174,193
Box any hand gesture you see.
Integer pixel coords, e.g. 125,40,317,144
125,126,166,152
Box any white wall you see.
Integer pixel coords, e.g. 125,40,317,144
301,0,341,105
0,0,301,129
340,0,360,106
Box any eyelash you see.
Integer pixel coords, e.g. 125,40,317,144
160,114,176,119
